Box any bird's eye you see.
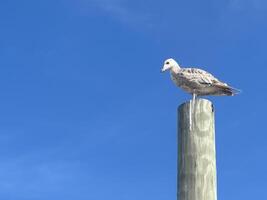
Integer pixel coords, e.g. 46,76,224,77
166,62,170,65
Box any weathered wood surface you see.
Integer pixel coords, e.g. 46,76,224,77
178,99,217,200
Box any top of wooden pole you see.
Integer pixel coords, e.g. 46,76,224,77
179,98,213,111
178,98,214,133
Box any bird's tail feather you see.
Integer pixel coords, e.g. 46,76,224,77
229,86,241,95
216,85,241,96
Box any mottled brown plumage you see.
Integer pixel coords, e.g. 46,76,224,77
161,58,239,97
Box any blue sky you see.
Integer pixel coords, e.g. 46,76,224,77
0,0,267,199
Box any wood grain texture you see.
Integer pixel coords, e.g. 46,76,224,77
178,98,217,200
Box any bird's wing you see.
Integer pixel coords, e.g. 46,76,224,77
177,68,226,86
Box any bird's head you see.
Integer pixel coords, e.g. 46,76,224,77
161,58,180,73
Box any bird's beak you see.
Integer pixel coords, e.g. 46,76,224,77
161,65,166,73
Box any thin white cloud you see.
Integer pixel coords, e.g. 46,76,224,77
228,0,267,11
82,0,154,29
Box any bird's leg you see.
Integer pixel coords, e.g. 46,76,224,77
189,93,197,131
191,93,197,130
193,93,196,103
192,93,196,114
189,99,192,131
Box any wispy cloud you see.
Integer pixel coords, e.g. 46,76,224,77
0,156,84,198
228,0,267,11
81,0,154,29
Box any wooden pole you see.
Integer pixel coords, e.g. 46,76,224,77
178,98,217,200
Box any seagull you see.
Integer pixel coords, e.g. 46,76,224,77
161,58,239,101
161,58,239,130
